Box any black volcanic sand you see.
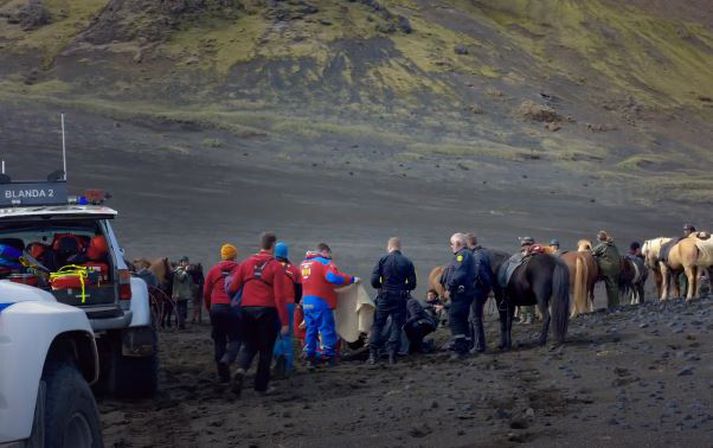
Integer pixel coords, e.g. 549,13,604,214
3,101,709,447
100,298,713,447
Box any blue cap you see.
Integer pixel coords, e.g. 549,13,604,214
274,241,288,259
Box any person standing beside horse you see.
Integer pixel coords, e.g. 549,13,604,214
368,237,417,365
592,231,621,310
465,233,494,354
190,263,205,324
203,244,241,383
227,232,291,396
172,256,196,330
442,233,478,360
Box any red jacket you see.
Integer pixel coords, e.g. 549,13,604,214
279,260,302,303
228,250,290,325
203,260,240,309
300,252,355,309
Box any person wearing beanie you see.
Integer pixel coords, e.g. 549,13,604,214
592,230,621,309
203,244,241,383
272,241,302,378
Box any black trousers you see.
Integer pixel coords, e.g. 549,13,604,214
210,304,242,365
449,294,475,354
404,319,435,353
469,295,488,352
238,307,279,392
369,293,407,355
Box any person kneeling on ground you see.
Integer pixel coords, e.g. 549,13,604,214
368,237,417,365
300,242,359,368
403,298,437,353
227,232,291,396
203,244,241,383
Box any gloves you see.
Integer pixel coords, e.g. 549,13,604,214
353,276,361,284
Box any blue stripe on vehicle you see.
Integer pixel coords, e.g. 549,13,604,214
0,302,15,313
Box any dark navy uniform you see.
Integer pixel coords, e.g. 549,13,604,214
442,248,477,355
469,246,494,353
369,250,417,359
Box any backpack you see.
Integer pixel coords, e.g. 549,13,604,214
224,257,274,308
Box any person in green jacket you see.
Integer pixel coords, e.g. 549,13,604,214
592,231,620,309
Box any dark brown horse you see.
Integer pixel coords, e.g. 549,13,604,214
619,256,648,304
497,254,570,349
427,248,510,302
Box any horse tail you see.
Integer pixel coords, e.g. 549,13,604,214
552,260,570,344
573,256,586,316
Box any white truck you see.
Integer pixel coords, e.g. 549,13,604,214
0,180,157,398
0,280,103,447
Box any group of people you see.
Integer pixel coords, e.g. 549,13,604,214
197,225,682,396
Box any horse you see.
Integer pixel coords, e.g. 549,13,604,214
641,237,672,298
660,233,713,301
497,253,570,350
133,257,176,327
619,255,648,304
560,240,599,317
427,248,510,302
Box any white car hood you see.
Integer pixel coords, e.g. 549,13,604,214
0,280,56,305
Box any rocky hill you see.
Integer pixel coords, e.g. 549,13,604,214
2,0,713,206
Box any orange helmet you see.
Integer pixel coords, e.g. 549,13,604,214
87,236,108,260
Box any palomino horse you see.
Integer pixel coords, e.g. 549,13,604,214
561,240,599,317
619,255,648,304
660,233,713,301
427,249,510,302
497,253,570,349
641,237,672,298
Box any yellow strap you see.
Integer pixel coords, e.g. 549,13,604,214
50,265,89,304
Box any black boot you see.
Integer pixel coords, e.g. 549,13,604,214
388,351,397,365
217,362,230,384
367,348,378,365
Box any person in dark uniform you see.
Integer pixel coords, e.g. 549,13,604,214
465,233,493,354
403,298,437,353
368,237,417,365
592,230,621,309
442,233,477,360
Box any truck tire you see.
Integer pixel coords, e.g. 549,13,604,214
43,362,103,448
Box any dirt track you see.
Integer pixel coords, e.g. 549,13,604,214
99,296,713,447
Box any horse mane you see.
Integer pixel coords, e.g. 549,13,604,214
642,237,671,256
577,239,592,251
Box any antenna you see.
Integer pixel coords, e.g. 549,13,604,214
61,113,67,181
1,160,4,174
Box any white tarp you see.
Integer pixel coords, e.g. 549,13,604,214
334,283,375,343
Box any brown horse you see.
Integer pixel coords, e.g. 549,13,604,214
641,237,672,298
660,233,713,301
427,249,510,302
133,257,173,289
561,240,599,317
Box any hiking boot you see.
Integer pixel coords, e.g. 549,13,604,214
273,355,287,379
306,356,319,372
387,352,397,365
231,368,245,397
217,362,230,384
367,349,378,366
324,357,337,367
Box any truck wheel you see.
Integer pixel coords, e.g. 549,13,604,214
43,362,103,448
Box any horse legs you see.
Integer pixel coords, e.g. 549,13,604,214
685,265,698,301
660,262,670,301
497,300,513,351
538,301,551,346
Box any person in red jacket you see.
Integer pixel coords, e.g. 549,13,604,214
228,232,291,396
203,243,241,383
300,242,359,367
